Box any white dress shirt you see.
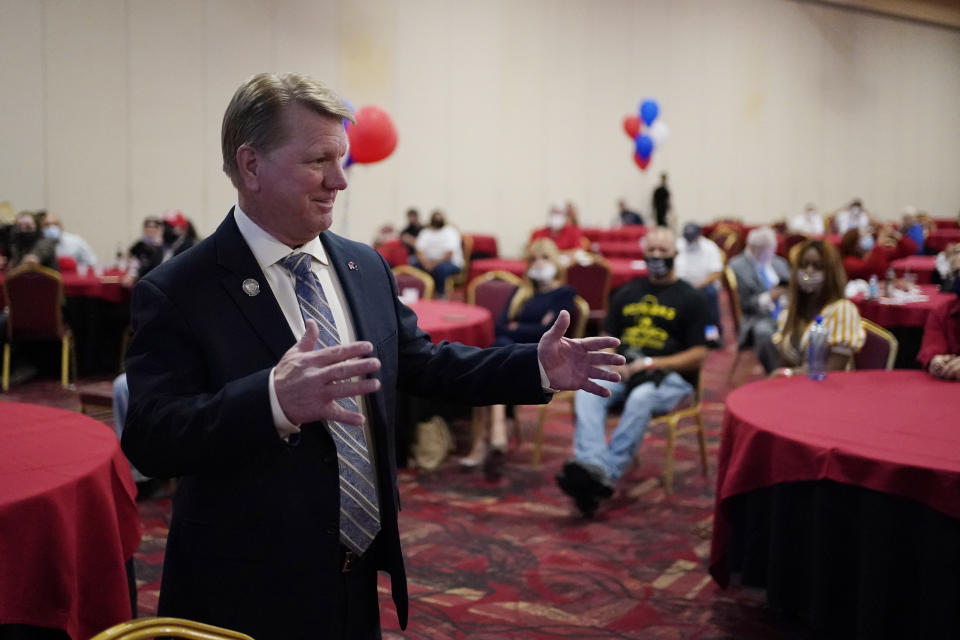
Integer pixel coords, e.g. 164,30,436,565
55,231,98,266
234,205,373,446
788,212,825,236
674,237,724,289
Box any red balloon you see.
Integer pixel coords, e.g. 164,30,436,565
347,106,398,164
633,152,650,170
623,115,641,139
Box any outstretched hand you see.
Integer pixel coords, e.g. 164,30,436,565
537,310,625,397
274,319,382,426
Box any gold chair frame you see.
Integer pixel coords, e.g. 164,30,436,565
392,264,436,300
857,318,898,370
90,617,253,640
2,263,76,391
648,369,707,495
723,265,755,387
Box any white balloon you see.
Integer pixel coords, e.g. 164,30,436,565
649,120,670,146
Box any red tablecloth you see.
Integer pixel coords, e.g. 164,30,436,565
0,403,141,639
375,240,409,267
891,255,936,284
592,240,644,260
710,371,960,587
466,233,498,258
933,218,958,230
410,300,494,347
0,270,131,307
926,228,960,253
853,284,954,328
581,226,648,243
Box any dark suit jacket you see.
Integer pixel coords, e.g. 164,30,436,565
727,252,791,348
122,210,549,639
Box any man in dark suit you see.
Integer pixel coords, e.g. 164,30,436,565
727,226,792,372
121,72,623,640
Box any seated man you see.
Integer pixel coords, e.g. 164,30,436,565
920,249,960,381
41,213,98,267
529,201,585,251
617,199,644,226
727,227,791,372
788,203,824,236
557,226,707,516
411,209,463,297
674,222,724,346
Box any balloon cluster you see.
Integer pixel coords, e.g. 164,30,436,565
622,99,669,171
344,104,398,168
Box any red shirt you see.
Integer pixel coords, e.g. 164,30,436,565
842,237,919,281
917,296,960,367
530,226,584,251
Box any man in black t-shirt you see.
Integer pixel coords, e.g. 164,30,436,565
557,226,708,516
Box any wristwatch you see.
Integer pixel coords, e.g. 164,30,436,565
641,356,655,370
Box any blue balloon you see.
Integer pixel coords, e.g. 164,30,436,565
634,134,654,161
343,154,355,169
640,99,659,126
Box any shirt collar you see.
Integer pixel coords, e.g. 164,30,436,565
233,204,329,269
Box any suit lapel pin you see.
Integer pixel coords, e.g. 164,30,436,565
347,261,359,271
242,278,261,297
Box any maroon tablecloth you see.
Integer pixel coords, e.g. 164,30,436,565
927,228,960,253
933,218,958,230
853,284,954,328
0,269,131,307
410,300,494,347
710,371,960,587
0,403,141,639
592,240,644,260
581,226,648,243
891,255,936,284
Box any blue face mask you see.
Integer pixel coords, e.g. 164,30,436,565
858,234,875,253
43,226,61,240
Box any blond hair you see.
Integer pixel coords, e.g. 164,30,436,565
221,72,354,188
507,238,562,320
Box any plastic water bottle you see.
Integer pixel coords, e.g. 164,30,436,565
807,315,828,381
868,274,878,299
885,266,895,297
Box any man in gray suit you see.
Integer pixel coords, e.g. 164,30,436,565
727,226,791,372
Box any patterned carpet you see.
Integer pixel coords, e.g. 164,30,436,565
2,294,815,639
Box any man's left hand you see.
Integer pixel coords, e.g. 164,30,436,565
537,310,625,397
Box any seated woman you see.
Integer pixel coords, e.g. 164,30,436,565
839,223,918,281
411,209,463,297
773,240,865,373
460,238,576,478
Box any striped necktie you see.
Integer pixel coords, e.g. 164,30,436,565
281,252,380,555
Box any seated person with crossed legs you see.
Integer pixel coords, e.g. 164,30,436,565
557,226,707,516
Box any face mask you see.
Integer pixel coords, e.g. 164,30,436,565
798,270,825,294
850,206,862,216
752,247,774,265
143,233,162,246
547,213,566,231
527,263,558,284
858,234,875,252
13,230,39,250
647,256,674,278
43,226,61,240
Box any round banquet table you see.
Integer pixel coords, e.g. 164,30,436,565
853,284,952,328
926,227,960,253
891,255,936,284
710,371,960,638
0,403,141,639
409,300,494,347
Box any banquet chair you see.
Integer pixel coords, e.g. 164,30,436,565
853,319,898,370
392,265,435,300
2,263,76,391
723,265,755,387
465,269,522,316
709,224,743,261
531,295,589,467
781,233,808,259
562,256,612,331
647,369,707,495
90,617,253,640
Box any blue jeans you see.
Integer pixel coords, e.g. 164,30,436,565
573,372,693,485
113,373,149,482
410,257,461,296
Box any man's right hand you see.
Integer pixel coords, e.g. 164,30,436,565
770,285,785,302
274,319,382,426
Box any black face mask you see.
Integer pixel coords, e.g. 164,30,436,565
163,228,179,245
13,230,40,251
647,256,674,278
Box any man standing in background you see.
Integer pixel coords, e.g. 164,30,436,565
652,172,671,227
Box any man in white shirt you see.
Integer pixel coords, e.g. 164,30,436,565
674,223,724,346
833,199,873,234
120,72,623,639
41,213,98,267
411,209,463,297
788,204,825,236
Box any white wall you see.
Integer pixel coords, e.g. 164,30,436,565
1,0,959,262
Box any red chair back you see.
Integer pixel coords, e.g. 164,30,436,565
564,260,612,320
376,240,409,267
853,320,897,370
3,264,66,341
471,277,519,319
394,273,428,300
